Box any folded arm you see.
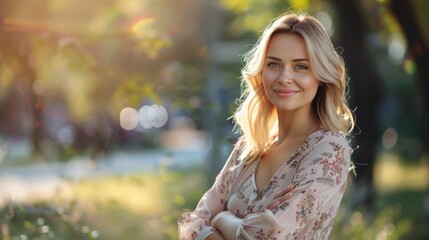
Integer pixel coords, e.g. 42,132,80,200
178,142,243,240
213,134,352,239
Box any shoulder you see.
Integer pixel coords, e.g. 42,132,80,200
224,138,247,170
297,130,353,171
309,130,351,149
303,130,353,159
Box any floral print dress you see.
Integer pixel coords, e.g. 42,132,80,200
178,130,352,240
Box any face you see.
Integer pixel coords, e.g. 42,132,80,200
262,33,320,114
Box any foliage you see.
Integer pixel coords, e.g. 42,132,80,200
1,0,428,239
1,0,173,117
330,205,412,240
1,202,100,240
1,167,417,240
218,0,327,38
0,167,206,240
0,0,207,157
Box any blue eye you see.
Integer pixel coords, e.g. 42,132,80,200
295,64,308,70
267,62,280,68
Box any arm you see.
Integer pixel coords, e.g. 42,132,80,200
211,184,296,239
206,231,226,240
178,142,243,240
211,211,242,240
228,133,352,239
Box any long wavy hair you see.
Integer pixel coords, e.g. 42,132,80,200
233,13,355,164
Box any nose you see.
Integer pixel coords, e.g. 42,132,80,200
279,67,293,84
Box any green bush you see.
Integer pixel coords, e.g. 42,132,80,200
0,169,416,240
330,205,412,240
1,201,99,240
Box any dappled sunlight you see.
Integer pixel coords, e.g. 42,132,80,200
374,152,429,192
130,17,172,58
59,175,164,214
382,128,399,150
131,17,156,36
0,176,67,206
388,35,407,64
0,168,207,239
330,204,412,240
1,0,428,239
403,59,417,75
139,104,168,129
159,116,212,151
119,107,139,130
316,11,335,37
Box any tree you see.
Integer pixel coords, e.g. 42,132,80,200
0,0,204,159
0,0,45,156
328,0,385,208
389,0,429,156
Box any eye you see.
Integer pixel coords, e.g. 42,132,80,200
294,64,309,70
267,62,281,69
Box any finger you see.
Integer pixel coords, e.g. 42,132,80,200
275,193,293,203
273,190,288,199
268,192,293,210
282,184,295,194
273,184,295,199
267,200,280,210
287,183,295,190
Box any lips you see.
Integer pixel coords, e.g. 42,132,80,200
273,89,299,97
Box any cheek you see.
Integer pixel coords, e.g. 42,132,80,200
300,76,320,91
262,70,280,85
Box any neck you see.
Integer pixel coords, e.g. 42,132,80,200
276,108,320,142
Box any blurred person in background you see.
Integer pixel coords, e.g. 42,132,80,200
178,12,355,240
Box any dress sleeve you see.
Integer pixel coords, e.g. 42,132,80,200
236,133,352,240
178,142,243,240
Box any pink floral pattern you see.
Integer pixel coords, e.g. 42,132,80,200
178,130,352,240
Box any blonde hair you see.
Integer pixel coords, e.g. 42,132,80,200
233,13,355,164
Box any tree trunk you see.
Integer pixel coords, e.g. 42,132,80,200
389,0,429,155
0,2,43,158
330,0,384,207
390,2,429,238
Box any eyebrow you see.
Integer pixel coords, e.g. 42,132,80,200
266,56,310,62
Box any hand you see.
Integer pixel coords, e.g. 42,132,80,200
210,211,241,240
211,211,235,229
206,231,226,240
266,184,295,211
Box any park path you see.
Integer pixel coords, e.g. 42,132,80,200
0,148,210,204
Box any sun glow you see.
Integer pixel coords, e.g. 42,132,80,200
131,17,155,35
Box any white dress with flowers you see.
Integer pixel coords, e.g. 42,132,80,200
178,130,352,240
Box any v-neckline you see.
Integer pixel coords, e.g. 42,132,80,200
252,130,323,194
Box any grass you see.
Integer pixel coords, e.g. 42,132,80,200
372,152,429,239
1,152,427,239
374,190,427,239
1,166,208,240
330,204,412,240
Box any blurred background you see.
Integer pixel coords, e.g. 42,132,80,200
0,0,428,239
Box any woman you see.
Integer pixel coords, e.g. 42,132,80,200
178,12,355,240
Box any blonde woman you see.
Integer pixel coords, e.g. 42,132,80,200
178,12,355,240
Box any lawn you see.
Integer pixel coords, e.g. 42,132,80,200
1,166,206,240
1,153,426,239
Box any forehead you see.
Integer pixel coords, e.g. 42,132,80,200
266,33,309,58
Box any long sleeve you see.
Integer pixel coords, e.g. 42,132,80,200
178,142,243,240
236,133,352,240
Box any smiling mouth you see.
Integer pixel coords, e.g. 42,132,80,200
274,89,299,97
